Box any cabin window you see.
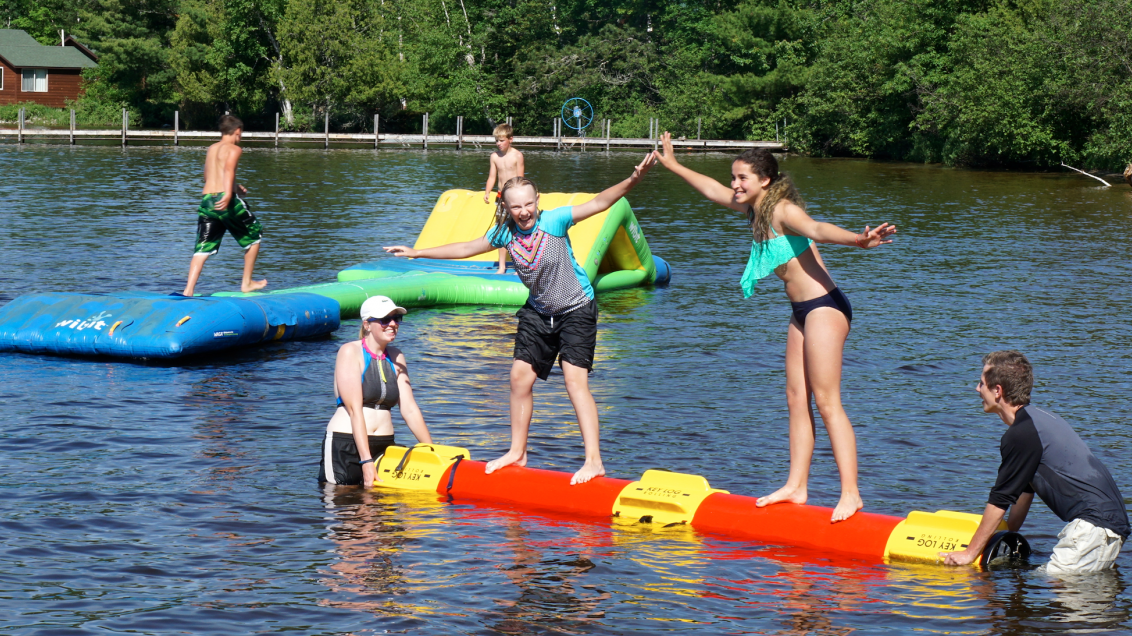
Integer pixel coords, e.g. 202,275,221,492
21,69,47,92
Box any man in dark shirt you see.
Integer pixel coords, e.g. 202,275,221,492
941,351,1128,572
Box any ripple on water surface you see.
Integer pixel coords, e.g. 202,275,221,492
0,146,1129,634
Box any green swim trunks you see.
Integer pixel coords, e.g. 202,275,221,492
194,193,263,255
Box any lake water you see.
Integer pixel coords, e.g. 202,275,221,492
2,144,1130,634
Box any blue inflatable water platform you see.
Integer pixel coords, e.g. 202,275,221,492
0,292,340,359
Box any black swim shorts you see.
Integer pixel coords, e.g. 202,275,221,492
318,431,396,485
513,300,597,380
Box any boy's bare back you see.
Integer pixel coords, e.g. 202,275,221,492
202,139,242,195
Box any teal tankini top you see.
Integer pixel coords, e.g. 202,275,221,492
740,228,813,298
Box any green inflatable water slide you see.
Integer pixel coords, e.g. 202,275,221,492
215,189,671,318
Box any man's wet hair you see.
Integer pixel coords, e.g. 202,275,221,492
982,350,1033,406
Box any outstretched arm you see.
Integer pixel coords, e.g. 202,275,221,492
571,152,657,222
779,201,896,248
653,132,745,214
393,351,432,444
384,236,495,259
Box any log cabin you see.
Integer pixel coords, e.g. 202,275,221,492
0,30,98,107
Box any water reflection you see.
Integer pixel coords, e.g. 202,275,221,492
489,514,611,634
772,561,862,636
1046,570,1127,631
318,487,446,618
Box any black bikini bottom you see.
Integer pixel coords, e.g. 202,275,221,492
790,287,852,327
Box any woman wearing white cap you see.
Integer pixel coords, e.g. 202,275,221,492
319,295,433,487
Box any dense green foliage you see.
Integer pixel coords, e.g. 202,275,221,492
3,0,1129,168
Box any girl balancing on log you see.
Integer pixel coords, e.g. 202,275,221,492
384,154,657,485
653,132,896,522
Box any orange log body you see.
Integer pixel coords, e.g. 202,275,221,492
439,462,903,561
381,446,1018,566
692,493,903,559
438,460,633,518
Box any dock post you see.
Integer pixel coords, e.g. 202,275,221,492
122,108,127,147
506,116,512,126
70,109,75,145
374,114,379,149
324,110,329,149
423,112,429,149
697,117,701,140
18,107,23,144
274,112,279,147
556,118,561,150
174,111,179,146
776,121,779,143
457,115,463,150
605,119,610,151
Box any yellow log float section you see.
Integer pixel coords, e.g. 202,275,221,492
882,510,1009,563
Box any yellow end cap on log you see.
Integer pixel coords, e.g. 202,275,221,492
373,443,471,491
613,469,729,526
884,510,1008,563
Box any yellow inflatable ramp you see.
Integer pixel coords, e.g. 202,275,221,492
336,189,671,305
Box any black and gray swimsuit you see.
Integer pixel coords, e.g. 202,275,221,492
319,346,400,485
335,349,399,411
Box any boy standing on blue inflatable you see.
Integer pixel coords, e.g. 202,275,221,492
384,154,656,484
181,115,267,297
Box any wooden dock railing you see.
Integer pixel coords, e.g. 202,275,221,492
0,108,787,152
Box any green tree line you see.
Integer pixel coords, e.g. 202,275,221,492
3,0,1129,169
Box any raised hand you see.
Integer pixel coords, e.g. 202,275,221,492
855,223,897,248
383,245,418,258
653,131,680,169
630,151,658,183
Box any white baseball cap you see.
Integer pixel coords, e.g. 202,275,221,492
360,296,407,320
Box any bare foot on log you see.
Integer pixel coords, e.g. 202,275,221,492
570,460,605,485
755,484,807,508
485,449,527,474
831,491,864,523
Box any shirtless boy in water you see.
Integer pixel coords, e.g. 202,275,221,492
181,115,267,297
484,123,525,275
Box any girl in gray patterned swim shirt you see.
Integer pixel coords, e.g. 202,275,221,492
384,153,656,485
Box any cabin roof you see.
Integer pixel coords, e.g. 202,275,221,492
0,30,98,69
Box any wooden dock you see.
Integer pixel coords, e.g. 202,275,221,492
0,128,785,152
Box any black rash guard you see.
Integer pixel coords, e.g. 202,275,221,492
988,406,1129,539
